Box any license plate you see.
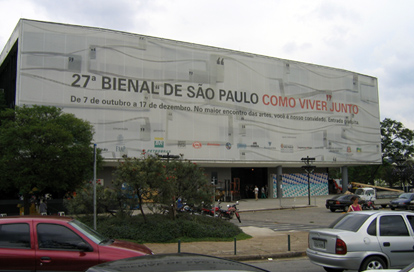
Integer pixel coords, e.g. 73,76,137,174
313,239,326,249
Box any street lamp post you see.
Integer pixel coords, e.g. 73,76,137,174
93,143,97,230
157,152,182,162
301,156,316,206
393,157,407,192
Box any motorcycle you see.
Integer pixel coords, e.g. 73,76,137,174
217,200,241,223
201,202,219,217
362,197,379,210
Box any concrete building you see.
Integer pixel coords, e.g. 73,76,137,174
0,19,382,200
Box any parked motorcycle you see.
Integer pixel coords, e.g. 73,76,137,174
201,202,219,217
362,197,379,210
217,201,241,223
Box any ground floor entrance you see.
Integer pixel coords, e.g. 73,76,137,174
231,167,268,199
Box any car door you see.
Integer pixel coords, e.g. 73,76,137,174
377,214,414,268
0,222,35,271
35,222,100,271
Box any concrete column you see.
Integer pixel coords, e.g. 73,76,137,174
277,166,283,198
341,166,348,193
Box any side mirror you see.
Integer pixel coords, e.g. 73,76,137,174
77,242,93,252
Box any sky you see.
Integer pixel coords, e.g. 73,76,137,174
1,0,413,129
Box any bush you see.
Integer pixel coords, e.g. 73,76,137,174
78,213,243,243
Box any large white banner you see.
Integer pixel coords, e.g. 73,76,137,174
15,20,381,164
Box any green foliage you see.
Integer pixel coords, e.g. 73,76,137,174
79,214,243,243
157,160,212,218
0,105,99,213
64,184,119,216
381,118,414,161
348,118,414,186
112,156,213,220
112,155,167,220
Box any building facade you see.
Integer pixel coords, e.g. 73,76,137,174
0,19,382,199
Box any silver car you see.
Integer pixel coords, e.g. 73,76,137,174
307,211,414,272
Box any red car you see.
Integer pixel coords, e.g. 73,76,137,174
0,216,153,271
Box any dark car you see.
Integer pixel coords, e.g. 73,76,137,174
325,194,365,212
0,216,153,272
86,253,269,272
390,193,414,210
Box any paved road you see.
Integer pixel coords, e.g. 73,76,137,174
237,205,344,232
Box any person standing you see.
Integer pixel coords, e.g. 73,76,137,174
347,196,362,212
39,199,47,215
261,186,266,198
254,186,259,201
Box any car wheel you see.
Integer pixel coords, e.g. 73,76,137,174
390,207,395,210
323,267,344,272
343,205,349,212
330,208,336,212
381,204,387,208
360,256,386,271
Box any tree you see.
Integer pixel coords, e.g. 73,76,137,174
348,118,414,186
113,154,212,221
381,118,414,161
63,184,118,216
0,105,98,214
157,159,212,219
113,154,167,222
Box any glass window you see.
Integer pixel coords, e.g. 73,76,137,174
69,220,107,244
367,218,377,236
37,223,88,250
406,215,414,232
380,215,409,236
330,213,370,232
0,223,31,249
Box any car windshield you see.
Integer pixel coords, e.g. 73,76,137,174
69,219,108,244
354,189,364,195
399,193,411,199
329,213,370,232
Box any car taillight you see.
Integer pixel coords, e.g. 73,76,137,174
335,238,347,255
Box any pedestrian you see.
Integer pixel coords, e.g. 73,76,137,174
347,196,362,212
245,185,250,199
261,186,266,198
39,199,47,215
254,186,259,201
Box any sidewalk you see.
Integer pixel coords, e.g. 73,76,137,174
144,195,331,261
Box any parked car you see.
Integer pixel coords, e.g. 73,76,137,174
409,200,414,210
361,261,414,272
307,211,414,272
390,193,414,210
86,253,269,272
325,194,365,212
0,216,153,272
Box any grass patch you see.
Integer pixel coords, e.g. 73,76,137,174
78,213,248,243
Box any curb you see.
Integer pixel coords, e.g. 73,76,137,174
222,251,307,261
238,205,316,213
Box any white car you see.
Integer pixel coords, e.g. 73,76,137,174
307,211,414,272
362,262,414,272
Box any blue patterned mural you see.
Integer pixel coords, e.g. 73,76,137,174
272,173,329,198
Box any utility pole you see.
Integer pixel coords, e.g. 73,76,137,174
301,156,316,206
93,143,97,230
157,152,182,162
